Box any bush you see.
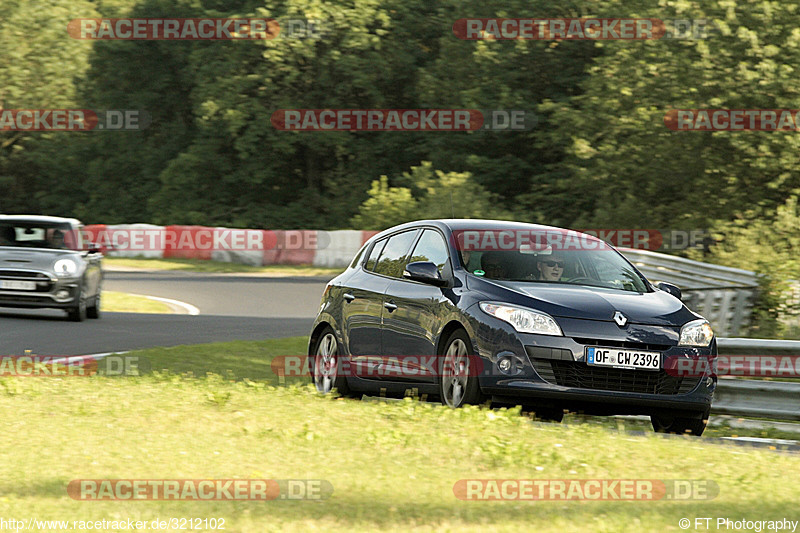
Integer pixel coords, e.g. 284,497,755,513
351,161,513,230
706,195,800,338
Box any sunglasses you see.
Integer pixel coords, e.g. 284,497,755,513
542,260,564,268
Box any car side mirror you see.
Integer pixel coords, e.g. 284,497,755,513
87,242,101,253
403,261,447,287
656,281,682,300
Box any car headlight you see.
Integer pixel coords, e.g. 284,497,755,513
54,258,79,276
479,302,563,336
679,319,714,347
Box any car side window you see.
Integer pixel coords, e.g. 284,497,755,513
373,230,418,278
408,229,450,274
364,239,386,271
349,242,369,269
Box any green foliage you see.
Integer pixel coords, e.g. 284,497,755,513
0,0,100,214
2,0,800,319
548,0,800,228
351,176,418,230
706,195,800,338
352,161,512,230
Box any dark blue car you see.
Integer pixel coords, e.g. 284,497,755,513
308,219,716,436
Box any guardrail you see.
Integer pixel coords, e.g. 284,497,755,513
712,380,800,421
620,249,760,337
712,337,800,421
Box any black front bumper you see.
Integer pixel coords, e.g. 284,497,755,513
472,317,715,417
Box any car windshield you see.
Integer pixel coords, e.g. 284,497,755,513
462,248,649,293
0,222,81,251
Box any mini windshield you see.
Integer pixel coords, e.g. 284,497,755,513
461,248,649,293
0,222,82,251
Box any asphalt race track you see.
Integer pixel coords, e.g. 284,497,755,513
0,271,330,355
105,271,330,318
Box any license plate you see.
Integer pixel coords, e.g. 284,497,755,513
586,347,661,370
0,280,36,291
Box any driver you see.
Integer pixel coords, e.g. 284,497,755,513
480,251,511,279
50,229,66,249
535,254,565,281
0,226,16,246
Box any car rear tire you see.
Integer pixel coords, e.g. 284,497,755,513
311,327,355,397
67,289,87,322
87,291,101,319
440,329,484,408
651,409,709,436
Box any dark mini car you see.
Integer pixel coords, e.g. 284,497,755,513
309,219,716,435
0,215,103,321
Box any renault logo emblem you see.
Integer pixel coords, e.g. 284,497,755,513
613,311,627,327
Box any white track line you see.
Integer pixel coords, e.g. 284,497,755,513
136,294,200,315
47,351,128,365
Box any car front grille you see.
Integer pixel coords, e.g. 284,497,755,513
0,293,52,303
0,270,54,293
0,270,50,280
571,338,673,352
530,358,702,395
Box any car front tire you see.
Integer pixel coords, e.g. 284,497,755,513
67,288,87,322
651,408,710,436
440,329,484,408
87,290,101,319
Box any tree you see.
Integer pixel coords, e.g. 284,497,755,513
547,0,800,229
0,0,100,213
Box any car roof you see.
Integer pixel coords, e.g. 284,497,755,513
371,219,602,242
0,215,82,226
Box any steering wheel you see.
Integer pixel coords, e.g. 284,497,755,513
567,276,595,284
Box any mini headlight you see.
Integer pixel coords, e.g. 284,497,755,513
480,302,563,336
679,319,714,347
54,258,78,276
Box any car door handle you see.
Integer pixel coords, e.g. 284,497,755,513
343,293,355,302
384,301,398,312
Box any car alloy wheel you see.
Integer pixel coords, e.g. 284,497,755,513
440,330,483,408
313,332,339,393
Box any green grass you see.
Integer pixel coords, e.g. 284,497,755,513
1,337,799,532
100,290,173,314
105,257,343,276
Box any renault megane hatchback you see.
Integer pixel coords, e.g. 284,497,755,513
308,219,716,436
